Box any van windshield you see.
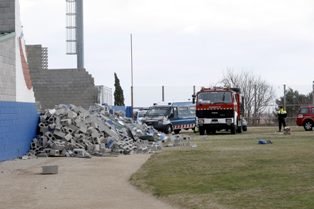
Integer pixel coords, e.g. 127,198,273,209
146,106,171,117
197,91,232,104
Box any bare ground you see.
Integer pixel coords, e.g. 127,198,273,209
0,154,178,209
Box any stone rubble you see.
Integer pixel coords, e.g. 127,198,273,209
162,135,193,147
29,104,167,158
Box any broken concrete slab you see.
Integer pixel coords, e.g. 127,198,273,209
73,149,91,158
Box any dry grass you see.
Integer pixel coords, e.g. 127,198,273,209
130,126,314,209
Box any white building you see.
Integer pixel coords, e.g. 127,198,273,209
96,85,113,106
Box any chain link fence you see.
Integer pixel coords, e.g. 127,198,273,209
247,103,312,127
124,85,314,127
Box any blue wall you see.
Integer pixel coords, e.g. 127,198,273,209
0,101,39,161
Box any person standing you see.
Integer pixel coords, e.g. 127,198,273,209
277,105,287,132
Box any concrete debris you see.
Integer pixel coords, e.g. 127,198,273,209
73,149,91,158
20,155,30,160
284,126,291,135
29,104,169,158
162,135,192,147
42,165,58,175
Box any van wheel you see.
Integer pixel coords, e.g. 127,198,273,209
165,125,172,134
303,120,313,131
174,129,181,134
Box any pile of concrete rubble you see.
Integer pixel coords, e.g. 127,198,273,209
29,104,167,158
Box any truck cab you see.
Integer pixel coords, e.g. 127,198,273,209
195,87,247,135
142,102,196,134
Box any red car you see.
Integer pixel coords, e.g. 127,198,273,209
296,106,314,131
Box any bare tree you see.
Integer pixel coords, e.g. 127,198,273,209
221,69,275,125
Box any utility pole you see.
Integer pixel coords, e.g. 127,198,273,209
162,86,165,102
254,85,257,125
192,85,196,103
283,84,286,109
130,34,134,115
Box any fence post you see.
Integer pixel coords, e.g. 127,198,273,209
312,81,314,105
162,85,165,102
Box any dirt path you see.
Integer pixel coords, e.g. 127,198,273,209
0,155,178,209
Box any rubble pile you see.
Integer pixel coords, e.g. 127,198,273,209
29,104,164,158
162,135,192,147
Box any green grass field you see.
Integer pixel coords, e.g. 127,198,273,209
130,126,314,209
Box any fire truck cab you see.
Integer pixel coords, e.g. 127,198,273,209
195,87,247,135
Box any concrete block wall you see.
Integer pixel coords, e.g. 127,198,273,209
0,0,15,33
0,101,39,161
0,34,16,101
27,45,97,109
26,45,42,73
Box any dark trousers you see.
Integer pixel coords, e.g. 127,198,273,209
278,118,286,131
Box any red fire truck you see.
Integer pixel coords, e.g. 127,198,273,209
194,87,247,135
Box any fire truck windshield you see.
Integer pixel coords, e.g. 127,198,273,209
197,91,232,104
146,106,171,117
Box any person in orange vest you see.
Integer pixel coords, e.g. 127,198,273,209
277,105,287,132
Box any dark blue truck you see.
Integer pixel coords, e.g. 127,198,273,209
142,102,196,134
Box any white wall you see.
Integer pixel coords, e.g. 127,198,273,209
15,0,35,103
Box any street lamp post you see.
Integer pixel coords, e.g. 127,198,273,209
283,84,286,109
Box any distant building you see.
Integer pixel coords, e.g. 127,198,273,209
96,85,113,106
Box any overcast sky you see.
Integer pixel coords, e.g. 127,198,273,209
20,0,314,106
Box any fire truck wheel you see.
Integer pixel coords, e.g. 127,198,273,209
237,126,242,133
199,127,205,135
231,124,236,134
